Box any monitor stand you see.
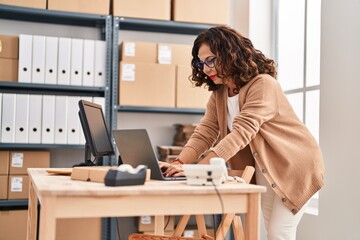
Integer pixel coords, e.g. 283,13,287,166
73,142,97,167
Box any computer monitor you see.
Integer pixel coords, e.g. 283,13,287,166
77,100,114,166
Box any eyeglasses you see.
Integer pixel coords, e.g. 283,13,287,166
194,56,217,70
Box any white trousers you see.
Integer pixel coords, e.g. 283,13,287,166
255,163,310,240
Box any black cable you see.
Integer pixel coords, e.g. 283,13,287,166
115,217,121,240
164,215,171,231
211,180,225,239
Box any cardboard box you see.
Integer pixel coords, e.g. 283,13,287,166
0,151,10,175
56,218,102,240
8,175,29,199
157,43,192,65
0,0,46,9
113,0,171,21
119,62,176,108
71,166,115,183
9,151,50,175
48,0,110,15
176,65,212,109
172,0,230,25
138,215,175,232
0,175,8,200
0,35,19,59
0,58,18,82
120,41,157,63
0,210,28,240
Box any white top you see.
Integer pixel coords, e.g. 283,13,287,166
227,94,240,131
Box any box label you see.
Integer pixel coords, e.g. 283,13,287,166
158,45,172,64
124,42,136,57
121,64,135,81
140,216,151,224
11,153,24,168
11,177,23,192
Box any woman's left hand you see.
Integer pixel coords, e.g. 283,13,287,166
163,162,185,177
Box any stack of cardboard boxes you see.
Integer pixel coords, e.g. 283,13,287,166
0,0,230,26
118,41,212,109
0,151,50,240
0,35,18,82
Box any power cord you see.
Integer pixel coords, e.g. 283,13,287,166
210,172,225,239
115,217,121,240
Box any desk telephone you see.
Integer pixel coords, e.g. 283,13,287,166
182,158,245,186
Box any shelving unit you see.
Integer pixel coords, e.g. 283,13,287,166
0,4,113,240
111,17,212,131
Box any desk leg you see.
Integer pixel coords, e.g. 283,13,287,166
154,215,165,235
244,193,260,240
26,180,38,240
216,213,235,240
39,196,57,240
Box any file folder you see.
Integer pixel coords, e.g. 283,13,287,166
31,35,46,84
57,37,71,85
92,97,106,115
70,38,83,86
41,95,55,144
15,94,29,143
79,96,93,145
94,40,106,87
82,39,95,87
67,96,80,145
28,95,42,144
54,96,68,144
45,36,58,84
18,34,33,83
1,94,16,143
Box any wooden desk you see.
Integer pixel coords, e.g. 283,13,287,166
26,168,266,240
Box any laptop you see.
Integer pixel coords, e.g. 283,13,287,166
112,129,186,181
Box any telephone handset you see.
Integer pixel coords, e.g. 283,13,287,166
210,158,245,184
182,158,245,186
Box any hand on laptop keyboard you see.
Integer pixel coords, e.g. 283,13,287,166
158,161,185,177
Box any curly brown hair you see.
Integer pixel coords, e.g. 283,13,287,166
191,26,277,91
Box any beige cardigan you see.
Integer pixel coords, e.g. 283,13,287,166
183,74,325,214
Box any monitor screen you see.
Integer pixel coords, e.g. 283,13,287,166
78,100,114,165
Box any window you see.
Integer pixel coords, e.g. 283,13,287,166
276,0,322,215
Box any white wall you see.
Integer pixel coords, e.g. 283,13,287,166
297,0,360,239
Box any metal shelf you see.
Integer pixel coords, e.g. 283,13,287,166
0,143,85,150
116,105,205,115
0,82,106,97
0,200,28,210
0,4,109,27
117,17,213,35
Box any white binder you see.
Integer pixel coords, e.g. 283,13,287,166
54,96,68,144
41,95,55,144
78,96,93,145
31,35,46,84
45,36,58,85
15,94,30,143
1,94,16,143
18,34,33,83
92,97,106,114
57,37,71,86
67,96,80,145
28,95,42,144
94,40,106,87
70,38,83,86
82,39,95,87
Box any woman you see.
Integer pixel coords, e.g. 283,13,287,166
159,26,325,240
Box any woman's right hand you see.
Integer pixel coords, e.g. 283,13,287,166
158,161,185,177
